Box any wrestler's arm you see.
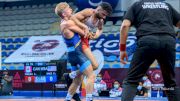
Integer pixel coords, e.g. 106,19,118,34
71,8,94,30
92,19,104,39
68,26,86,37
61,20,86,37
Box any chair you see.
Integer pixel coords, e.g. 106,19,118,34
103,26,111,33
176,54,180,60
105,21,113,26
2,65,7,70
2,58,5,64
116,56,120,62
45,4,52,8
12,6,18,10
67,64,72,70
115,20,122,26
2,51,8,57
4,7,10,11
130,27,136,32
34,30,42,36
14,38,22,43
9,65,16,70
18,6,24,10
112,63,120,68
103,64,110,68
106,55,117,62
25,5,31,9
22,37,29,43
15,44,22,49
111,26,119,33
0,39,5,43
176,46,180,52
41,29,50,35
123,64,130,68
7,45,15,50
17,65,24,70
32,5,38,9
2,45,6,50
175,61,180,68
6,38,13,43
39,4,45,8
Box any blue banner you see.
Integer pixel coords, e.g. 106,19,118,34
90,34,137,56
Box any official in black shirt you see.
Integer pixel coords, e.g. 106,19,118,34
119,0,180,101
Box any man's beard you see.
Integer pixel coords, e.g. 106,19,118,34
95,13,102,19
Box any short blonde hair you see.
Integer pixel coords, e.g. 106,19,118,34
55,2,69,18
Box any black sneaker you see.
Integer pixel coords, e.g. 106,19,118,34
63,73,73,88
72,93,81,101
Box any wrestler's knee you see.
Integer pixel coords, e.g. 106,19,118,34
73,77,83,86
87,73,95,83
92,63,99,70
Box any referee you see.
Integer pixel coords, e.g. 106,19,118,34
119,0,180,101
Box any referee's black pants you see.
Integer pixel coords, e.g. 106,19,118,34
121,34,180,101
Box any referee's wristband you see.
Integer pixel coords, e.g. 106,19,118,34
120,44,126,51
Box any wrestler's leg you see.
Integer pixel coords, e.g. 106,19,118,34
63,71,81,101
65,75,84,101
82,46,99,71
81,64,95,101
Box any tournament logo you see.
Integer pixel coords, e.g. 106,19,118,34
150,70,163,84
32,40,59,52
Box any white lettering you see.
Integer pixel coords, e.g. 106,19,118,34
103,40,119,48
142,2,169,10
89,37,136,54
95,38,105,48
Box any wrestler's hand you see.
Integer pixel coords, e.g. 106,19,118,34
98,19,104,30
88,32,95,39
84,31,91,38
120,51,128,64
83,25,90,38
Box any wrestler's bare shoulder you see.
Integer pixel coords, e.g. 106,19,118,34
75,8,94,16
60,20,75,27
80,8,94,13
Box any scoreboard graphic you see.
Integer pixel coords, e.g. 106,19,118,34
24,62,57,83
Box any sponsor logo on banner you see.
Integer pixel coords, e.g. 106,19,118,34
32,40,59,52
90,35,137,56
4,36,67,63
